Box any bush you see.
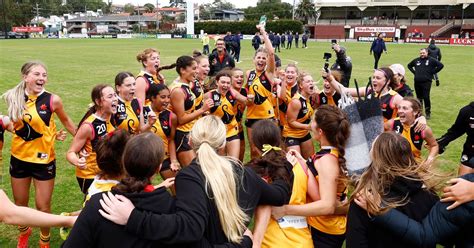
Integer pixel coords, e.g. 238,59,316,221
195,20,303,35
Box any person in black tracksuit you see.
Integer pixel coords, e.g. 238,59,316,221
295,32,299,48
330,43,352,87
252,32,261,51
407,48,444,119
280,33,286,49
368,173,474,248
437,102,474,175
370,33,387,69
209,38,235,77
287,32,293,49
274,33,281,52
233,33,241,62
302,33,308,48
427,39,442,86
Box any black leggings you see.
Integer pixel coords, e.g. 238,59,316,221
414,80,432,115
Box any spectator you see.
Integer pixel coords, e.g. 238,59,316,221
287,32,293,49
302,33,308,48
274,33,281,52
407,48,444,119
370,33,387,69
209,38,235,76
201,33,210,55
233,32,241,63
252,32,261,50
427,39,442,86
224,32,233,54
330,43,353,87
295,32,299,48
280,33,286,49
269,31,275,48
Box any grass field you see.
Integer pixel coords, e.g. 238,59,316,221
0,38,473,247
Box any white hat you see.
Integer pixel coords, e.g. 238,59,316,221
390,64,405,76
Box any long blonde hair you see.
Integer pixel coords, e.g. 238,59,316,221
2,61,46,122
189,115,248,243
350,132,443,215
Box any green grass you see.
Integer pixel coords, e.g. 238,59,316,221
0,38,473,246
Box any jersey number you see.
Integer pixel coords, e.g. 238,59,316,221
96,124,107,136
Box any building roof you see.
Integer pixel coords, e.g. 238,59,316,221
158,7,185,12
214,10,245,14
66,15,157,22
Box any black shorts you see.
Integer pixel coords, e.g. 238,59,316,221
226,134,240,142
238,131,245,141
175,130,192,153
10,156,56,181
310,226,345,248
245,118,274,129
161,158,171,172
460,152,474,168
284,133,312,147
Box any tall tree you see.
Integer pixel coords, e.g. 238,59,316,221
124,3,135,15
295,0,317,24
244,0,292,20
144,3,155,13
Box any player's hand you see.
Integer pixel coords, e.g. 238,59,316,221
147,111,157,126
154,177,175,189
201,98,214,112
170,160,181,171
441,178,474,210
99,191,135,225
76,156,87,170
271,206,286,220
56,129,67,141
414,116,427,133
247,94,255,103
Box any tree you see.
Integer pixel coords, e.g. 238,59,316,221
103,0,113,14
295,0,317,24
244,0,292,20
144,3,155,13
124,3,135,15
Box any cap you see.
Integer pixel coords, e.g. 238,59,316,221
390,64,405,76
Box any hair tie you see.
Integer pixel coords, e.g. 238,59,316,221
375,69,389,81
261,144,282,157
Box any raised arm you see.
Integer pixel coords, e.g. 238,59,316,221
258,26,276,77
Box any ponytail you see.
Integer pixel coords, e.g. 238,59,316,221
78,84,111,127
190,116,248,243
2,81,27,122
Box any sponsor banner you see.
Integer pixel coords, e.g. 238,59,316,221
405,37,428,43
117,34,132,39
355,27,396,33
156,34,172,39
357,36,395,42
13,26,43,33
69,33,89,38
96,25,108,34
242,34,254,40
88,34,117,39
450,38,474,45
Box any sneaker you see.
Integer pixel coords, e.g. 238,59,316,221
436,79,440,86
59,212,71,240
17,227,32,248
426,113,431,120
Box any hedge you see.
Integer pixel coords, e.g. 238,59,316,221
194,20,304,35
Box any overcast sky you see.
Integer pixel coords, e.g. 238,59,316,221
109,0,295,9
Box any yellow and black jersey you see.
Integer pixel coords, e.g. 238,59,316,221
113,97,141,134
318,91,341,107
283,93,314,139
209,90,239,138
278,84,299,127
380,90,399,122
262,160,313,248
11,91,57,164
150,109,172,158
246,70,275,120
392,118,425,163
77,114,115,179
234,88,247,132
191,79,204,111
306,148,347,235
169,81,199,132
137,71,163,105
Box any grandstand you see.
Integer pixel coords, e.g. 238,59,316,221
306,0,473,42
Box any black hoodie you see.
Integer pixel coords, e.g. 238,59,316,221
346,177,439,248
427,43,442,61
63,187,175,248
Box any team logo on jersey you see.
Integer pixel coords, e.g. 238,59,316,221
39,104,48,115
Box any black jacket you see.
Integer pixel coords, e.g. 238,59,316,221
407,56,444,82
427,44,442,61
394,83,414,97
346,177,439,248
63,187,175,248
372,173,474,248
209,51,235,76
124,160,291,248
331,48,352,87
437,102,474,156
